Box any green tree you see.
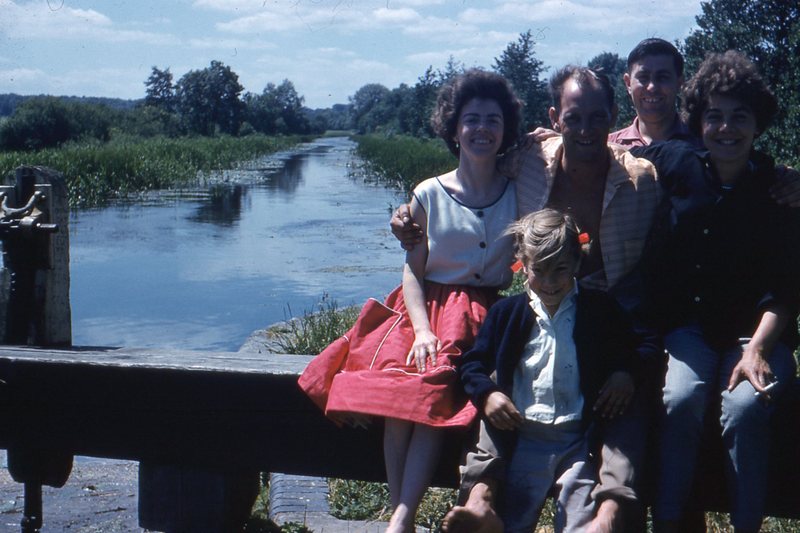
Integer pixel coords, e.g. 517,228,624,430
588,52,635,129
121,105,184,138
175,60,245,136
438,56,465,84
245,80,310,135
493,30,549,130
0,97,110,150
409,67,441,137
681,0,800,165
349,83,391,134
144,66,175,112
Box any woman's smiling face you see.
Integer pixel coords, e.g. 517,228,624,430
701,93,757,171
455,98,504,160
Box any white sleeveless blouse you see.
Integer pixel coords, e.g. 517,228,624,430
413,176,517,289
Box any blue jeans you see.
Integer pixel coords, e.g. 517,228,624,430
654,325,796,530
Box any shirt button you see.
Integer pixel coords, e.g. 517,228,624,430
476,210,484,218
474,273,481,280
703,228,709,235
694,296,701,302
479,241,486,248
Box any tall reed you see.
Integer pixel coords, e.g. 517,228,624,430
352,134,455,193
0,134,304,206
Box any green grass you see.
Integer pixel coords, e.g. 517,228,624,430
268,294,360,355
0,133,305,207
351,134,455,193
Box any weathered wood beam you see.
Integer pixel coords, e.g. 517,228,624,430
0,346,467,485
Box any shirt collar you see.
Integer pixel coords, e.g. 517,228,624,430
526,281,579,320
613,115,692,145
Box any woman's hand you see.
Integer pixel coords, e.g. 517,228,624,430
594,371,635,419
728,344,774,398
390,203,423,250
770,165,800,207
484,391,523,430
407,329,441,372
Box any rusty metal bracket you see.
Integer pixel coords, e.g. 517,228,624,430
0,184,58,270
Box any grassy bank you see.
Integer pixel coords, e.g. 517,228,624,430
0,133,305,207
351,134,455,193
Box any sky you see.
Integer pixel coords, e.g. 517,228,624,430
0,0,706,109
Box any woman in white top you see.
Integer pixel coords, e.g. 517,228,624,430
300,69,522,532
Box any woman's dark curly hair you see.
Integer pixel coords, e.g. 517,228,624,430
431,68,523,157
682,50,777,138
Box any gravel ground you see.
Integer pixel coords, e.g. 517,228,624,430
0,453,144,532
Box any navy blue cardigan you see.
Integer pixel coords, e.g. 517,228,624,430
458,288,638,428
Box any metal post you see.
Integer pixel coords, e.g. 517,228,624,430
20,482,42,533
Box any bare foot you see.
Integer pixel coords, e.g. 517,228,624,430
441,482,503,533
386,504,415,533
587,498,621,533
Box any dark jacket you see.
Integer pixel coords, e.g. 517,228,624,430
457,288,639,457
632,141,800,351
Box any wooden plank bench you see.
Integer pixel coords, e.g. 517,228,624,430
0,345,469,531
0,345,798,532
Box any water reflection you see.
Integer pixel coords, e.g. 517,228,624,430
262,153,308,193
190,184,247,226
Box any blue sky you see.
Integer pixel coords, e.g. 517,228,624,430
0,0,705,109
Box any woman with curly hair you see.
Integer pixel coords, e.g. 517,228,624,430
299,68,522,532
633,50,800,533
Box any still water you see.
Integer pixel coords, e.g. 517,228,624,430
69,137,408,351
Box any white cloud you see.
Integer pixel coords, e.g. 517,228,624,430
191,0,262,13
0,67,47,86
394,0,445,6
188,37,276,51
0,1,178,45
0,65,149,99
373,7,420,24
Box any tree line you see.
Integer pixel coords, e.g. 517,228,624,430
0,0,796,166
343,0,798,166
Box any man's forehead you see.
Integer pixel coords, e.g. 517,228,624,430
631,54,679,75
561,79,608,105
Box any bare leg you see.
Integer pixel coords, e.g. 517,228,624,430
384,418,413,509
386,423,444,533
441,480,503,533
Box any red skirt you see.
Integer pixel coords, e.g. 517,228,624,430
298,282,497,428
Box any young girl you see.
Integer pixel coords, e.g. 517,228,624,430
298,69,522,532
458,209,638,533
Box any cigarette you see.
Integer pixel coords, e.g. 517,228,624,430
754,380,778,397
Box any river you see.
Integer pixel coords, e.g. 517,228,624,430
69,137,407,351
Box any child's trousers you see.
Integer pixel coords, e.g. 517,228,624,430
502,422,595,533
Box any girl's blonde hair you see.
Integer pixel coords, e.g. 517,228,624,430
505,208,583,269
